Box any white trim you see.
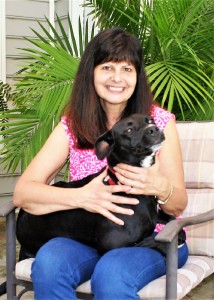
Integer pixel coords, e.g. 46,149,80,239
0,0,6,82
49,0,55,38
68,0,72,45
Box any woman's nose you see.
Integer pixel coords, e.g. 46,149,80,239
110,71,122,82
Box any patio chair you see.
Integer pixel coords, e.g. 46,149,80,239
0,120,214,299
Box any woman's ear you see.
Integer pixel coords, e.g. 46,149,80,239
94,130,114,160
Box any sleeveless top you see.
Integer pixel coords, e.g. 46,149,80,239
61,106,176,234
61,105,175,181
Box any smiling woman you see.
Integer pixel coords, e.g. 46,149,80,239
94,61,137,122
13,28,188,299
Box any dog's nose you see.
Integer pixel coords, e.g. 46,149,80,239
145,125,159,136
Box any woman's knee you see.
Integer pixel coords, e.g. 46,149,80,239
91,247,168,299
91,248,140,299
31,238,70,284
31,237,100,286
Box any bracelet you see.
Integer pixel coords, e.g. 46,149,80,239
156,183,173,205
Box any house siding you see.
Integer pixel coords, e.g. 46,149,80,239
1,0,91,200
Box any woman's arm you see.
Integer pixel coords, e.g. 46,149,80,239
13,122,72,213
114,118,188,216
13,122,139,224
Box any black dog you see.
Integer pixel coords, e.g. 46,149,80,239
16,114,185,259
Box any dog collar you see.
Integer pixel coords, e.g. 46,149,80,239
103,166,117,185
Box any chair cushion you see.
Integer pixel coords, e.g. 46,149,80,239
176,121,214,257
15,258,34,282
137,256,214,300
183,189,214,256
176,121,214,189
15,255,214,299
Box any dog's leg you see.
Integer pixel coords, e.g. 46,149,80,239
135,229,186,256
135,235,168,256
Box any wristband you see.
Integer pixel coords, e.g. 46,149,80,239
157,183,173,205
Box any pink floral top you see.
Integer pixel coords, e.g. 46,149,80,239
61,105,175,181
61,106,176,233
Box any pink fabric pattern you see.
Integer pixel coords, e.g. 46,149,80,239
61,106,176,234
61,118,107,181
61,105,174,181
150,105,175,130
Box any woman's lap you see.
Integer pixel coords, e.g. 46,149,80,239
31,237,188,300
31,238,100,300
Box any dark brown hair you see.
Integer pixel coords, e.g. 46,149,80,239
63,28,154,148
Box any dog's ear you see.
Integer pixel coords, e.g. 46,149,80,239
95,130,114,160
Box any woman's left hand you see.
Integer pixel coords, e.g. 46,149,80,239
113,154,168,197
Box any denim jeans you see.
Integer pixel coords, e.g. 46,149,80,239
31,237,188,300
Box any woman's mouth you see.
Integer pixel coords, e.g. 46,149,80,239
108,86,125,92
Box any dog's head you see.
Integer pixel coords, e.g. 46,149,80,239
95,114,165,168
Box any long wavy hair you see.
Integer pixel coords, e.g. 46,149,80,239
63,27,154,148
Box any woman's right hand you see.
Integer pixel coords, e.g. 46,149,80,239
75,169,139,225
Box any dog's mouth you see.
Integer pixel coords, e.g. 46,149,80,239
150,142,163,153
132,142,163,156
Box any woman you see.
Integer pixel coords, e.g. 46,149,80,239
14,28,188,299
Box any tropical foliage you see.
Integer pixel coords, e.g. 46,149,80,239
85,0,214,118
0,80,13,132
0,16,95,172
0,0,213,173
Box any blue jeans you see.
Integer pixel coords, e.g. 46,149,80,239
31,237,188,300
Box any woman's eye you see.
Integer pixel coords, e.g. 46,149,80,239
124,67,132,72
102,65,111,70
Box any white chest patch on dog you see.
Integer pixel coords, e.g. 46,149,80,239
140,144,162,168
140,155,154,168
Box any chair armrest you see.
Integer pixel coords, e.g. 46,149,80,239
155,209,214,243
0,200,15,217
0,199,17,297
154,209,214,300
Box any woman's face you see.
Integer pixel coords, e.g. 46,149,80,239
94,61,137,111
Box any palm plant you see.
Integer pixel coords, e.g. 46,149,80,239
0,81,13,133
0,16,95,172
85,0,214,119
0,0,213,173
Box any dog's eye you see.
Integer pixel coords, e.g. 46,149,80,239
125,127,134,134
146,116,154,124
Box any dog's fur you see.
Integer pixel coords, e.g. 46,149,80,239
16,114,186,260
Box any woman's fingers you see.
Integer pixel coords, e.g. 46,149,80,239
99,209,125,226
82,167,141,224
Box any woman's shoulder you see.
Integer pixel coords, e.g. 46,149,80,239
61,116,75,146
150,104,175,131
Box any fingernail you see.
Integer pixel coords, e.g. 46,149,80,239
129,210,134,215
103,175,109,182
118,219,124,226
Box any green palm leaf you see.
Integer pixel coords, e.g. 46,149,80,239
85,0,214,119
0,15,96,172
1,1,214,174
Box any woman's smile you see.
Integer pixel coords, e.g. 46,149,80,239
107,86,125,92
94,61,137,108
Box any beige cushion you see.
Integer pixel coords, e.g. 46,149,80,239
16,256,214,300
176,121,214,189
137,256,214,300
176,121,214,257
183,189,214,256
15,258,34,282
